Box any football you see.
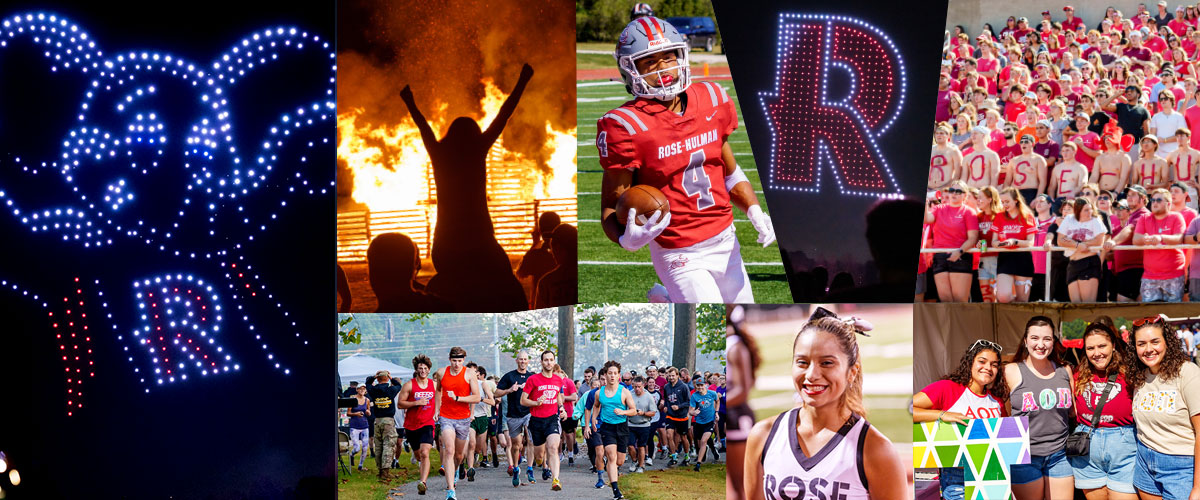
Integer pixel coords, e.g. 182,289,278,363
615,185,670,226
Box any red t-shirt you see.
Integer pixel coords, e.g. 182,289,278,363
559,374,578,417
1113,208,1150,272
931,204,980,249
920,379,1005,419
1071,131,1102,171
1005,101,1028,123
1135,212,1187,279
1062,17,1086,33
1073,372,1134,428
596,82,738,248
992,210,1035,243
524,372,565,418
1186,106,1200,150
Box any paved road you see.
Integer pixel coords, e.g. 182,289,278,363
388,445,726,499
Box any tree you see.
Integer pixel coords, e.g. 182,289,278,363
696,304,727,365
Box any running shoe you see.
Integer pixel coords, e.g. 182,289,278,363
595,470,606,488
417,481,427,495
438,466,445,476
693,463,701,472
458,464,466,480
527,466,536,483
627,463,638,473
512,467,520,487
445,490,456,500
542,467,552,481
645,457,653,466
568,455,575,466
613,485,625,499
635,466,645,473
493,455,500,468
551,478,562,491
411,455,419,465
467,467,476,482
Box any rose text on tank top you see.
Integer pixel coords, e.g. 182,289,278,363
1009,361,1072,456
405,378,437,430
760,407,869,500
440,367,472,420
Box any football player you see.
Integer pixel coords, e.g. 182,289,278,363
596,17,775,303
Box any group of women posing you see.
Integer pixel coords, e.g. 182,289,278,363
915,316,1200,500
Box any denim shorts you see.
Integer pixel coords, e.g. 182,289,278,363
939,466,965,500
1134,440,1196,500
1067,425,1136,494
1011,449,1073,485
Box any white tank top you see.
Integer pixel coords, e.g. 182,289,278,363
760,407,870,500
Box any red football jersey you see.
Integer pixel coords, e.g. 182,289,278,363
597,81,737,248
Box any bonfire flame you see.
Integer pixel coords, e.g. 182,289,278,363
337,79,576,212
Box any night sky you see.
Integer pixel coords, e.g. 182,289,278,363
713,0,946,301
0,1,334,498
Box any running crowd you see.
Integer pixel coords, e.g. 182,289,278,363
925,3,1200,303
340,347,727,500
915,315,1200,500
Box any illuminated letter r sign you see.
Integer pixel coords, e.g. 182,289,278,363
760,14,906,198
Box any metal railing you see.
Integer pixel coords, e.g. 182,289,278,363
920,244,1200,301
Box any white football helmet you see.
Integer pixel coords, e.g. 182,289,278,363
614,17,691,101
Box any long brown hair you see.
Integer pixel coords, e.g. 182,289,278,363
1125,319,1191,392
1013,316,1066,365
1072,321,1126,396
942,342,1009,404
1000,186,1035,223
978,186,1002,215
794,312,867,417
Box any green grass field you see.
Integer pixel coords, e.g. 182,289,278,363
576,77,789,303
623,462,725,500
746,306,914,444
337,446,444,500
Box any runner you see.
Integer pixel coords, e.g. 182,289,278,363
661,366,692,466
495,350,535,486
627,376,657,473
397,355,438,495
688,375,719,472
520,350,568,491
466,363,495,475
554,364,580,466
586,360,638,500
437,347,482,500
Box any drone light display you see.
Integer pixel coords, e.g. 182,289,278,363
759,13,906,198
0,11,331,414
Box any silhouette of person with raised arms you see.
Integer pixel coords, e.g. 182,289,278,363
399,63,534,312
367,232,452,313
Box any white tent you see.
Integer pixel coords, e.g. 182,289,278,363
338,353,414,389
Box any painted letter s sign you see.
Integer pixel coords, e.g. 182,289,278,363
760,14,906,198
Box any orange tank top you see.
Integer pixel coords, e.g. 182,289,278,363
439,367,472,420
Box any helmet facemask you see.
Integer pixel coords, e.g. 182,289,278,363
618,45,691,101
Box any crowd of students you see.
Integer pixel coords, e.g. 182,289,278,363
340,348,727,500
925,3,1200,303
915,315,1200,500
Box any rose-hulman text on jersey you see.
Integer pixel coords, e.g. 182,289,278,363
758,14,907,198
659,128,719,159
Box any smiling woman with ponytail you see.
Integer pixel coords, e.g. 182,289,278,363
743,308,905,500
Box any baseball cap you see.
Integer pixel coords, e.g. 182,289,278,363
1037,119,1053,128
1115,199,1130,210
1020,134,1034,143
972,125,990,135
1024,91,1038,99
1159,0,1168,6
1063,5,1074,11
1042,10,1051,16
1059,74,1071,81
1126,185,1148,197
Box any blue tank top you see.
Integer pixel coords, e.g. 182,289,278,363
598,385,628,425
349,400,369,429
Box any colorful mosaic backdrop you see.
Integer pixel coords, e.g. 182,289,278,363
913,417,1031,500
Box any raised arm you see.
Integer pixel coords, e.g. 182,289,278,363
400,85,440,151
482,63,534,146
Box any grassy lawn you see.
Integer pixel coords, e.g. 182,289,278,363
577,78,789,303
337,447,443,500
578,52,618,69
622,462,726,500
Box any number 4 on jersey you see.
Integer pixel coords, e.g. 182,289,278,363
681,150,716,210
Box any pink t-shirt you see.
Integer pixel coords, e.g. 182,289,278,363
1135,212,1187,279
1033,216,1055,274
559,375,578,416
921,379,1004,419
931,204,980,249
523,373,564,418
1071,131,1102,171
1186,106,1200,150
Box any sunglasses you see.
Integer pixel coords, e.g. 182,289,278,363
1133,316,1166,327
1099,195,1112,201
1081,191,1095,196
945,187,965,194
1152,197,1168,203
971,339,1003,352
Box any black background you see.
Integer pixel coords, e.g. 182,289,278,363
0,1,334,498
713,0,947,301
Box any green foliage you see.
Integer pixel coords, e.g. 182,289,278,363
498,318,557,357
1061,318,1086,340
577,303,614,341
338,315,361,345
696,304,727,365
575,0,715,42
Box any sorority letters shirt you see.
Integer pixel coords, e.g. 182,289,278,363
690,389,719,425
523,372,564,419
920,379,1004,419
931,204,981,249
1074,372,1134,427
596,82,738,248
1133,362,1200,455
1135,212,1187,279
1010,362,1073,457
